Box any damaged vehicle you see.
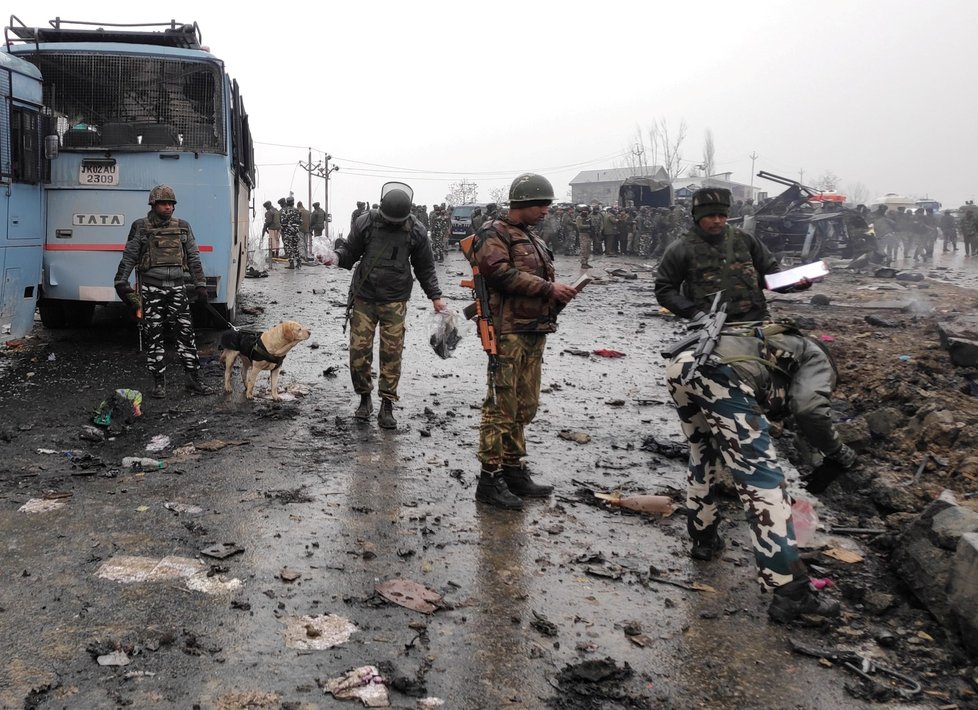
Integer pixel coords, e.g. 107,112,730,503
739,172,881,264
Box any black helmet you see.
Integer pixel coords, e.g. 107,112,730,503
263,200,272,209
379,182,414,223
285,196,295,206
509,173,555,206
313,202,320,208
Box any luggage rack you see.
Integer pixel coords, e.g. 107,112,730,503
5,15,202,51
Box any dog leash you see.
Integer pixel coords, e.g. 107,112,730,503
204,301,240,332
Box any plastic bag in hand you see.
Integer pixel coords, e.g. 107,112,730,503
428,310,462,359
319,250,339,266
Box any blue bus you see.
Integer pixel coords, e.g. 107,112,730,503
0,49,44,340
4,16,255,327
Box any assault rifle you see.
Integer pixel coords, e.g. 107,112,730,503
680,292,728,385
459,234,498,403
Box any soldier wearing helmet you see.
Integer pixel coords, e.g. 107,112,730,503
469,173,579,510
279,196,302,269
329,182,446,430
113,184,213,398
262,200,282,258
310,202,326,238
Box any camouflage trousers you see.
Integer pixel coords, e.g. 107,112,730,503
140,284,201,377
282,231,301,263
430,233,446,261
666,351,803,590
579,230,591,266
478,333,545,468
349,298,407,401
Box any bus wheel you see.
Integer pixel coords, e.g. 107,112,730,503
39,300,68,329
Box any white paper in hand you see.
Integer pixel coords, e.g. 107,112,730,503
765,261,829,290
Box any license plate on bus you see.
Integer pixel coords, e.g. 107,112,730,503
79,160,119,186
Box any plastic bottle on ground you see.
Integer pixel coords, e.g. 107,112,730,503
122,456,166,471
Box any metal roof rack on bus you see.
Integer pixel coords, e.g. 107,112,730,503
5,15,202,51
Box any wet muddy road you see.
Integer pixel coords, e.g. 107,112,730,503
0,248,955,709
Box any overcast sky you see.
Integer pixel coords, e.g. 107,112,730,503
13,1,978,232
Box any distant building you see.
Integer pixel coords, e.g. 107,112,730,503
672,173,759,203
569,166,669,206
571,167,759,206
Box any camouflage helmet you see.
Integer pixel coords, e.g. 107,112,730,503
690,188,732,222
509,173,555,206
148,184,177,205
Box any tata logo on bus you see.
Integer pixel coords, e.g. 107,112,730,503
73,214,126,226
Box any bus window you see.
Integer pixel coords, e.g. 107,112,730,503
29,53,225,153
11,107,40,183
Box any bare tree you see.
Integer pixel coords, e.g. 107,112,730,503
445,179,479,206
648,117,688,180
813,171,841,192
702,129,716,179
488,186,507,205
843,181,871,205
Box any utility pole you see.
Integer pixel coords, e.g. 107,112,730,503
799,168,805,185
307,147,312,209
748,151,758,198
300,154,339,245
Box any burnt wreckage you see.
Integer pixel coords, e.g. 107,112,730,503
738,172,880,263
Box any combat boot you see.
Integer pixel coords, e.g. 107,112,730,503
768,578,841,624
502,463,553,498
151,373,166,399
475,468,523,510
354,393,372,420
690,531,725,561
377,398,396,430
285,260,295,269
184,370,214,395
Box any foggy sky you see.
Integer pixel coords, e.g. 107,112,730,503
12,1,978,233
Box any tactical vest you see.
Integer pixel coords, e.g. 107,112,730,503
682,227,766,318
139,219,188,271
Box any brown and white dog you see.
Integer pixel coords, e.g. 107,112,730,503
220,320,312,400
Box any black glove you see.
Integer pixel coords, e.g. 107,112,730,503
115,283,134,301
332,237,347,251
802,445,857,494
195,286,209,303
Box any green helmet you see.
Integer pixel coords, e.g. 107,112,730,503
148,184,177,205
508,173,554,206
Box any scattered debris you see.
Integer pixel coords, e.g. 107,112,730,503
194,439,249,451
163,502,203,515
562,348,591,357
97,555,205,583
594,492,675,515
200,543,245,560
592,349,626,358
640,435,688,459
530,610,559,637
322,665,389,707
559,430,591,444
18,498,67,514
375,579,442,614
145,434,171,452
279,567,301,582
282,614,358,650
824,548,864,564
97,651,131,667
646,569,717,593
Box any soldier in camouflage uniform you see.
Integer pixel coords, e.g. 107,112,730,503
470,173,578,510
114,185,213,399
262,200,282,259
575,206,593,269
429,205,449,262
666,326,845,622
655,188,815,328
332,182,446,429
280,196,302,269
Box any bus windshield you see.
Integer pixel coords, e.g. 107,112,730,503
25,52,225,153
